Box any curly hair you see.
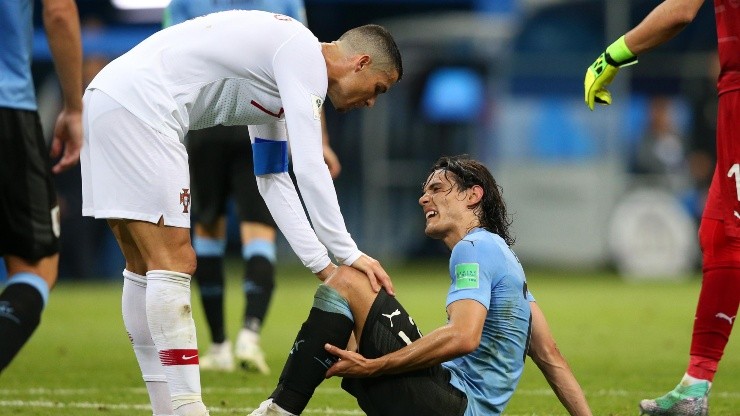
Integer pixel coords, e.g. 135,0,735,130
425,155,515,246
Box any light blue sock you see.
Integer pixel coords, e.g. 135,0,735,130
242,239,276,262
313,284,353,322
7,272,49,308
192,236,226,257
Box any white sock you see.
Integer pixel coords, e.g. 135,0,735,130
145,270,207,415
122,270,174,416
238,327,260,343
680,372,712,388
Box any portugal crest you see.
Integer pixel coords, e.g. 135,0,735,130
180,188,191,213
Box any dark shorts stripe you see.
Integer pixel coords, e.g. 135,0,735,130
0,107,59,260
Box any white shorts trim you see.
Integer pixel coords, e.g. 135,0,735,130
81,89,191,228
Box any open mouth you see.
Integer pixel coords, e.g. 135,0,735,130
425,210,437,220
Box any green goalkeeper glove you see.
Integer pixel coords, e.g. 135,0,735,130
584,35,638,110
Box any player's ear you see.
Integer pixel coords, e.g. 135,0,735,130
468,185,484,206
355,55,371,72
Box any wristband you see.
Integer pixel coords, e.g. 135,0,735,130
605,35,637,67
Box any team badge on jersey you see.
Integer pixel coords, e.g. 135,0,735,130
180,188,191,214
455,263,480,289
310,94,323,120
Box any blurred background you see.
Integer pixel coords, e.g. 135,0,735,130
4,0,720,281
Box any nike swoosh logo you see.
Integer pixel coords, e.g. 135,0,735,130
182,354,198,360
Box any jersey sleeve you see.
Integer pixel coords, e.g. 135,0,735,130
248,120,333,273
270,32,362,267
446,240,499,309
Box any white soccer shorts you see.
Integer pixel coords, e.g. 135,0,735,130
81,89,191,228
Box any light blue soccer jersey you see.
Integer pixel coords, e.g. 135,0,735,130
0,0,37,111
164,0,307,26
442,227,531,416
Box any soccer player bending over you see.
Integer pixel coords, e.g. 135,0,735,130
249,155,592,416
81,11,400,416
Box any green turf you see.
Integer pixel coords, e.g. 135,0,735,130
1,261,738,415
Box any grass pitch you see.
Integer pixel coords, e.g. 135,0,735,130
1,260,739,415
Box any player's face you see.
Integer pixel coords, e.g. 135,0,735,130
328,64,398,113
419,170,473,246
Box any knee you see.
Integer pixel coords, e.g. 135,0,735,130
324,266,371,298
324,265,353,287
698,217,740,268
159,242,197,276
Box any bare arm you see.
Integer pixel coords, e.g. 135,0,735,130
528,302,592,416
624,0,705,55
325,299,486,377
42,0,83,173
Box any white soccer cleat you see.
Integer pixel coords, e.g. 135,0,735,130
247,399,296,416
639,381,710,416
235,329,270,374
199,341,235,372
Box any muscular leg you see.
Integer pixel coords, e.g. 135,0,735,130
688,217,740,380
267,267,374,415
324,266,376,343
0,106,60,372
109,220,173,416
110,218,207,416
640,217,740,415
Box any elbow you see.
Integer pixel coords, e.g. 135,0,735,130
675,15,695,28
454,333,481,355
43,2,76,27
528,338,563,367
674,6,699,27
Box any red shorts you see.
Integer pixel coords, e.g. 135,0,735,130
700,217,740,270
702,91,740,238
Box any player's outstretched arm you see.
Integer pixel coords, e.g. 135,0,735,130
584,0,704,110
325,299,485,378
623,0,705,56
349,254,394,296
43,0,83,173
528,302,593,416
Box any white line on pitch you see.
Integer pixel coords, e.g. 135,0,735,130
2,387,740,398
0,400,364,415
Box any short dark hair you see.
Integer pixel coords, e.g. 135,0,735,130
338,24,403,81
426,155,514,246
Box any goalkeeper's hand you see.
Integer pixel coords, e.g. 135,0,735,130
584,35,637,111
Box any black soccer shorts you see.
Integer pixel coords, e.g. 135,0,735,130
186,125,276,227
0,108,60,260
341,290,468,416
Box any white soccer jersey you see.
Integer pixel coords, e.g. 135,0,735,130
87,10,360,273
